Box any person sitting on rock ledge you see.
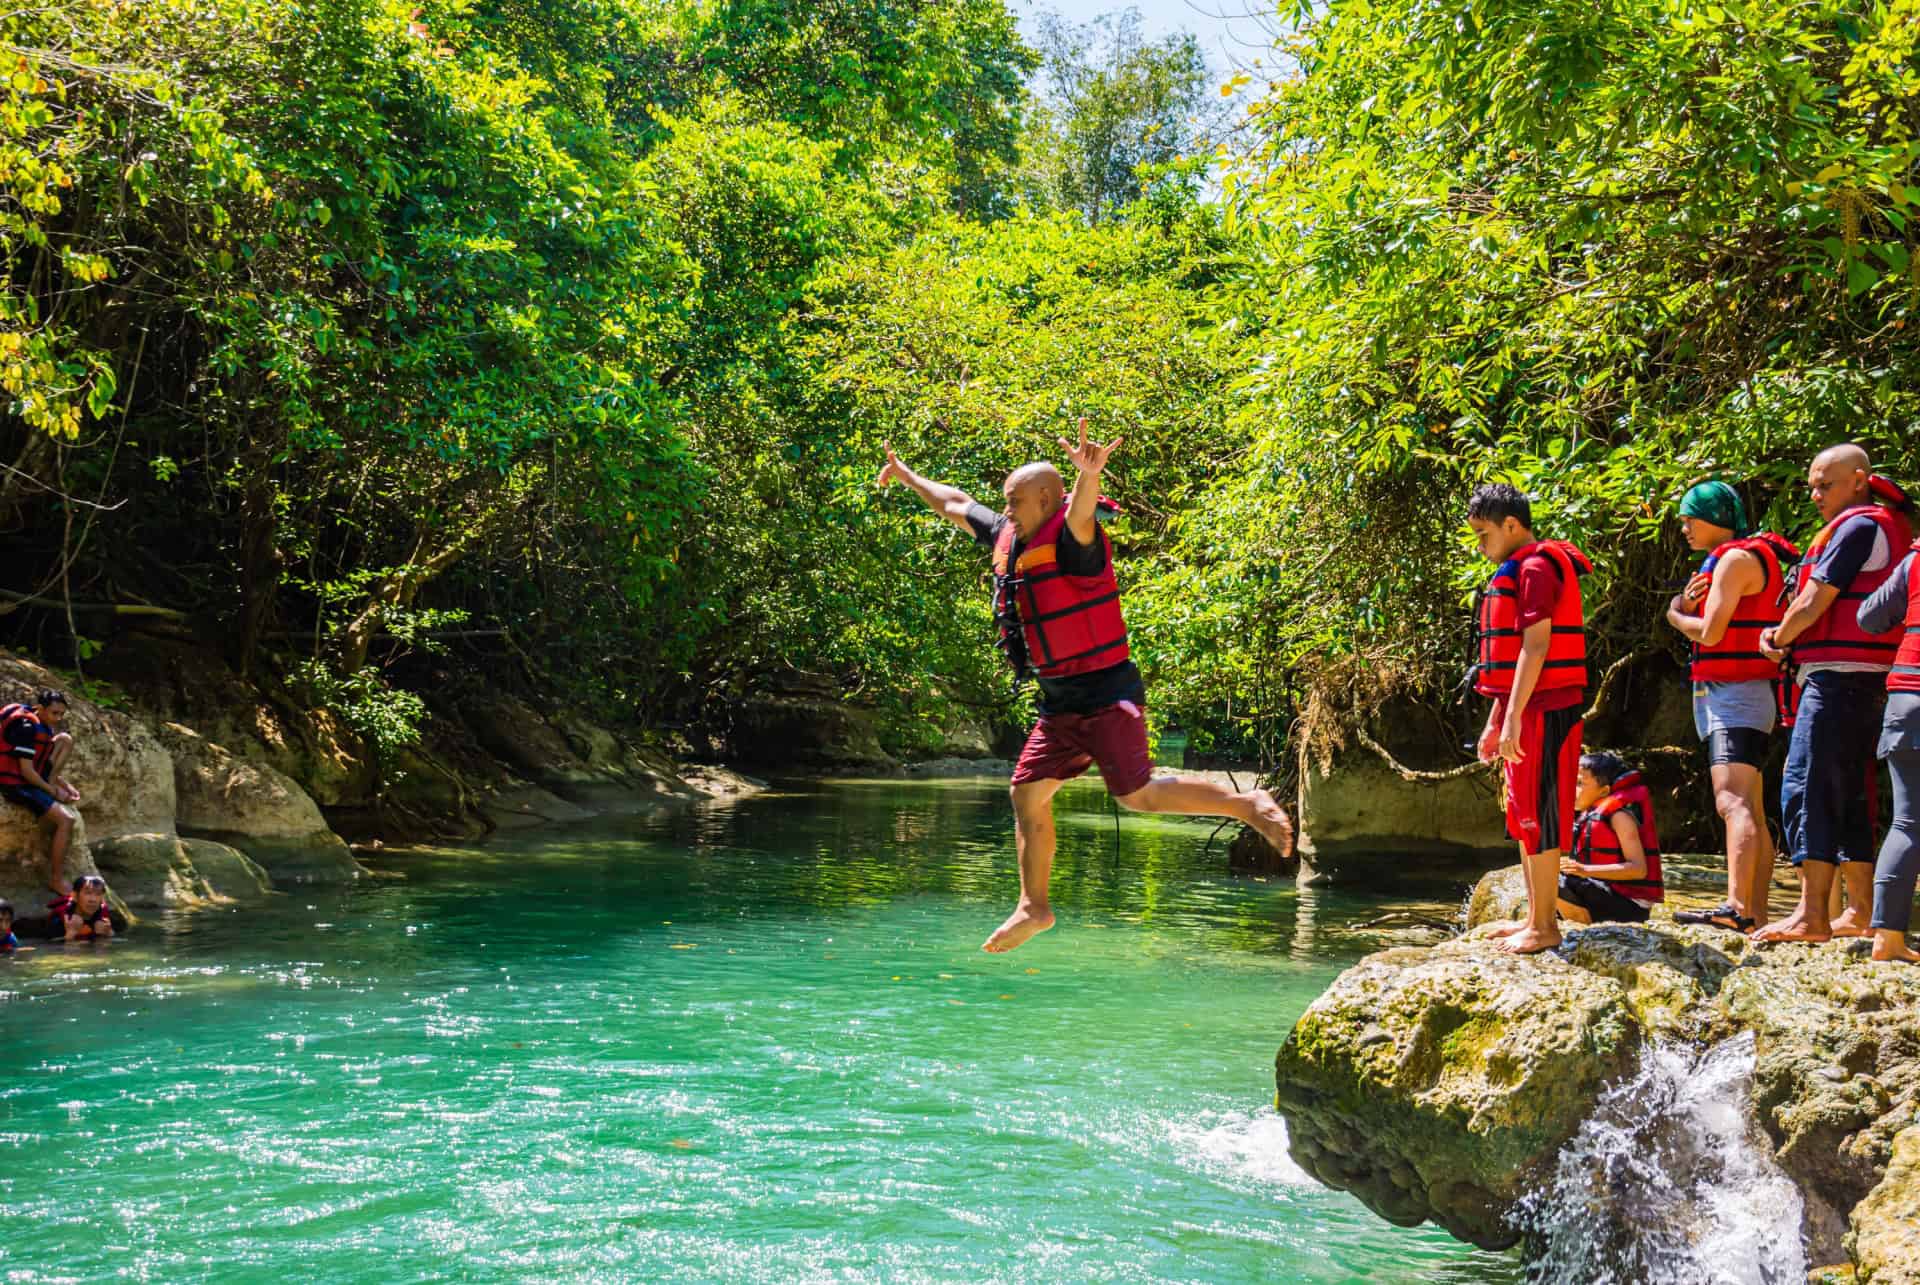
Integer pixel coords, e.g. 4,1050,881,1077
1467,482,1595,955
49,874,112,942
0,688,81,894
1558,752,1665,925
877,423,1295,953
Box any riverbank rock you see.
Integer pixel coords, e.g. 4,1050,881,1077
1293,742,1508,884
1849,1126,1920,1284
156,723,362,882
89,833,273,907
1276,872,1920,1274
1275,939,1641,1248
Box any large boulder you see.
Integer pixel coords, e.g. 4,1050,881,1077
1278,916,1920,1272
89,833,273,907
1274,939,1642,1248
1294,744,1508,884
1849,1126,1920,1284
155,723,362,882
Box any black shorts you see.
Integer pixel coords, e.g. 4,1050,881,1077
1558,874,1652,924
1706,726,1769,769
1,785,54,817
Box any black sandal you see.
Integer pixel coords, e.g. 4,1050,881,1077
1673,902,1752,931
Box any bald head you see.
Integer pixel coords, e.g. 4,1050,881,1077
1808,443,1872,522
1002,462,1065,541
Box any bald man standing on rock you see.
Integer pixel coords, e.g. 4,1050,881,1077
878,421,1294,953
1756,444,1916,942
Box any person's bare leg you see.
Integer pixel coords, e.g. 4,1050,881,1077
44,806,71,894
984,778,1065,953
1872,929,1920,962
1749,807,1778,932
44,732,71,779
1832,862,1875,937
1714,763,1764,925
1555,899,1592,925
1484,840,1533,938
1500,848,1564,954
1754,861,1837,942
1111,774,1295,855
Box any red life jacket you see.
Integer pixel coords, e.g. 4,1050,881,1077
992,500,1130,681
1792,501,1914,668
0,702,52,790
1471,540,1592,698
1890,539,1920,694
1687,533,1800,683
1572,771,1664,903
47,893,109,937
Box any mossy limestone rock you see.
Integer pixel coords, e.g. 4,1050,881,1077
156,723,361,882
1274,938,1640,1248
90,833,272,907
1849,1125,1920,1284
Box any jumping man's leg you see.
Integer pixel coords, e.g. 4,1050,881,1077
984,777,1066,953
1111,775,1295,855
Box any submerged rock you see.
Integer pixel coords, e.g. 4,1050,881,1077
1276,866,1920,1276
90,833,272,907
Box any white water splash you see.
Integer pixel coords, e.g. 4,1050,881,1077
1515,1032,1805,1285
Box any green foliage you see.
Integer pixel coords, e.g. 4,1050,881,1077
292,659,426,759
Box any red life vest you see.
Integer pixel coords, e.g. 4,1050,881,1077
991,500,1130,681
1792,502,1914,668
1890,539,1920,694
1471,540,1592,698
1572,771,1664,903
47,893,109,938
0,703,52,790
1687,533,1800,683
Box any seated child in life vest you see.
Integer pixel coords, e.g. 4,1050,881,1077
1557,751,1666,925
50,874,113,942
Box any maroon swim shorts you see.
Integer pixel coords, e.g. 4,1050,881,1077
1010,700,1155,797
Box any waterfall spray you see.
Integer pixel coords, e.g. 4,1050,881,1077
1513,1032,1805,1285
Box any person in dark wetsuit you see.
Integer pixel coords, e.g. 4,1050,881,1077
877,422,1295,953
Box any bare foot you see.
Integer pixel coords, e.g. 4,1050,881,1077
1751,917,1831,944
1481,919,1525,938
1497,927,1562,955
1247,790,1295,858
1871,932,1920,963
1831,909,1873,939
983,904,1055,953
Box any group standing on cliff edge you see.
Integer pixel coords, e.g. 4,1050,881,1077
881,429,1920,964
1467,444,1919,961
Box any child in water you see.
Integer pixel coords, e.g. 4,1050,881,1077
50,874,113,941
0,899,17,953
1558,751,1666,925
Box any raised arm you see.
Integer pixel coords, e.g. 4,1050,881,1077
876,444,978,535
1056,417,1123,547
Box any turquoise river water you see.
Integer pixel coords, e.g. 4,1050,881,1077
0,777,1521,1282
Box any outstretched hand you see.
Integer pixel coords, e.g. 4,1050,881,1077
876,443,908,490
1057,417,1122,477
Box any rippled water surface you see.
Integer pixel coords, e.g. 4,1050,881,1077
0,777,1519,1282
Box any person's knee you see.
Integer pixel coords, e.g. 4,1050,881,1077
1010,781,1053,814
1713,787,1753,821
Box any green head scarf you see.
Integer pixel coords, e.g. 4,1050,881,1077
1678,481,1750,537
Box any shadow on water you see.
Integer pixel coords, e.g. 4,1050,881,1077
0,775,1518,1284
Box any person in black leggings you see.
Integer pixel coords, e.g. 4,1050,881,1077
1860,548,1920,962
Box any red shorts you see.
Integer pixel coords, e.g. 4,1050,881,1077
1498,701,1582,856
1010,700,1155,797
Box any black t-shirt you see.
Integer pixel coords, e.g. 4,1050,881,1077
968,502,1146,715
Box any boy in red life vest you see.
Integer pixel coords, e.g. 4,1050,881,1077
1466,483,1593,956
0,688,81,893
1557,752,1665,925
1662,481,1799,933
50,874,112,942
877,420,1295,954
1755,445,1914,943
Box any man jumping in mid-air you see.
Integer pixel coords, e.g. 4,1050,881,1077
878,421,1295,953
